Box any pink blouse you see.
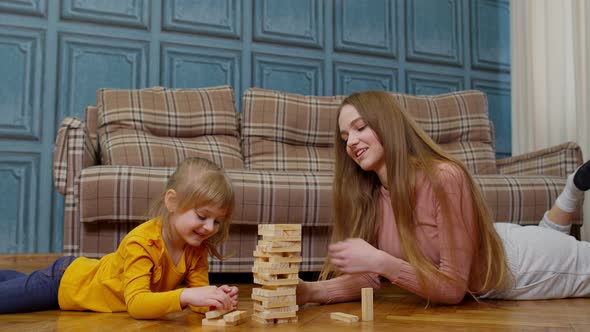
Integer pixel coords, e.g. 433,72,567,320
319,163,481,304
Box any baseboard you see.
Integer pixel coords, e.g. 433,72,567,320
0,253,64,271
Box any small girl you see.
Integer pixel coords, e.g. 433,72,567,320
0,157,238,319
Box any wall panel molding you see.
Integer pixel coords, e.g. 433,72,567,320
0,0,46,17
334,0,397,58
254,0,323,49
472,78,511,157
0,27,43,140
471,0,510,72
406,70,464,95
334,62,398,95
0,153,39,253
253,53,323,96
57,33,148,121
407,0,463,66
60,0,149,29
161,43,241,95
162,0,241,39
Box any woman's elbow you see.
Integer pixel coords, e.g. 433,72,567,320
432,291,466,305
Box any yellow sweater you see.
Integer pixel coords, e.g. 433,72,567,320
58,218,210,319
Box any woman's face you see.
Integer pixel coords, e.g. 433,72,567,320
338,104,386,177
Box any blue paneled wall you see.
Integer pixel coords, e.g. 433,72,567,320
0,0,510,253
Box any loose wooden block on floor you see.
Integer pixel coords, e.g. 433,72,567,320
362,287,374,321
205,308,234,319
330,312,359,323
223,310,249,323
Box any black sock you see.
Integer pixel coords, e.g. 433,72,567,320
573,159,590,191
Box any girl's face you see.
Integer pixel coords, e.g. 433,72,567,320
170,205,225,247
338,104,386,177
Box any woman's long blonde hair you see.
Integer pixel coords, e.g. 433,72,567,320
321,90,508,295
147,157,235,259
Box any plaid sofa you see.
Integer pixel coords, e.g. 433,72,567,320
53,86,583,273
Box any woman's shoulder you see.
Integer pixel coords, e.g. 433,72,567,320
433,162,466,188
433,162,466,183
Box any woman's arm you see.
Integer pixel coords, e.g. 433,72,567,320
297,273,381,305
380,166,477,304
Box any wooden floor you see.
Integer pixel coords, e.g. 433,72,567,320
1,255,590,331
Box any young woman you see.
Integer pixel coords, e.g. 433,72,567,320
0,157,239,318
297,90,590,305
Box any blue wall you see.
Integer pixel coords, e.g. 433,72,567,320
0,0,510,253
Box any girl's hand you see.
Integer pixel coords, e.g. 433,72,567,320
328,238,383,274
218,285,239,309
179,285,233,310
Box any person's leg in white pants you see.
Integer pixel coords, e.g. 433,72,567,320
487,160,590,300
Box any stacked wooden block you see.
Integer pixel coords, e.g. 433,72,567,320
251,224,302,324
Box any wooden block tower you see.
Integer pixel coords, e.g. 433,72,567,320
251,224,302,324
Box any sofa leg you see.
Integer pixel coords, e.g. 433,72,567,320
571,225,581,241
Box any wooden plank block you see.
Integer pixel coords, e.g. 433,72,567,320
251,295,297,308
252,287,296,297
251,294,296,303
276,316,298,324
252,261,290,269
201,317,247,326
256,244,301,253
258,229,302,237
362,287,373,321
251,314,274,325
261,234,301,241
223,310,249,323
253,277,299,286
258,224,302,232
257,240,301,248
330,312,359,323
255,310,297,320
205,308,234,319
254,303,298,313
252,261,300,271
252,265,299,275
253,272,298,281
253,251,302,263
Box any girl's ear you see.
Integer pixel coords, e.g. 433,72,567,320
164,189,178,212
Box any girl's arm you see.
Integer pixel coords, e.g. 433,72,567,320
183,250,237,313
122,240,185,319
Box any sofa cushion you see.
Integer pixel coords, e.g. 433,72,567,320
241,88,497,174
241,88,345,171
392,90,497,174
79,166,334,227
97,85,243,168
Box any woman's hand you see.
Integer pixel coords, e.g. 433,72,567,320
179,285,234,310
329,238,384,274
296,279,310,305
296,278,327,305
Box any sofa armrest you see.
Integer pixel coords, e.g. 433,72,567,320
496,142,583,177
475,174,581,226
53,117,98,195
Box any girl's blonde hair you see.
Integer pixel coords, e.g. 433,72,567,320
147,157,234,259
321,90,508,295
